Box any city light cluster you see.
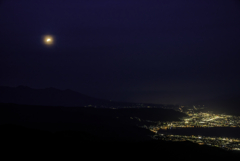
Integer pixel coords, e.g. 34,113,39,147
150,111,240,131
138,106,240,152
152,134,240,151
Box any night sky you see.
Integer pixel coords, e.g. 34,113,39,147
0,0,240,104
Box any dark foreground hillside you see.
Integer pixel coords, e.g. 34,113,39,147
1,124,239,159
0,103,187,141
0,103,239,158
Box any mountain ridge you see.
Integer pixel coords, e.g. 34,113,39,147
0,85,109,107
0,85,176,108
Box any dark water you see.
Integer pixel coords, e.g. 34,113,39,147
158,127,240,138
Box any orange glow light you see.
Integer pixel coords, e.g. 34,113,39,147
42,35,54,46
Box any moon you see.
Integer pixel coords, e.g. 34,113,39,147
42,35,54,46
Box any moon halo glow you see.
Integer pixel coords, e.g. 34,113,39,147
42,35,54,46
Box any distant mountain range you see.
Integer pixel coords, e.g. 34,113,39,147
1,85,239,113
0,85,110,107
0,85,170,108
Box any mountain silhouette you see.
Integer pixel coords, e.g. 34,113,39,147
0,85,177,108
0,85,109,107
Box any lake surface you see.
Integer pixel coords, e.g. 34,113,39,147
157,127,240,138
